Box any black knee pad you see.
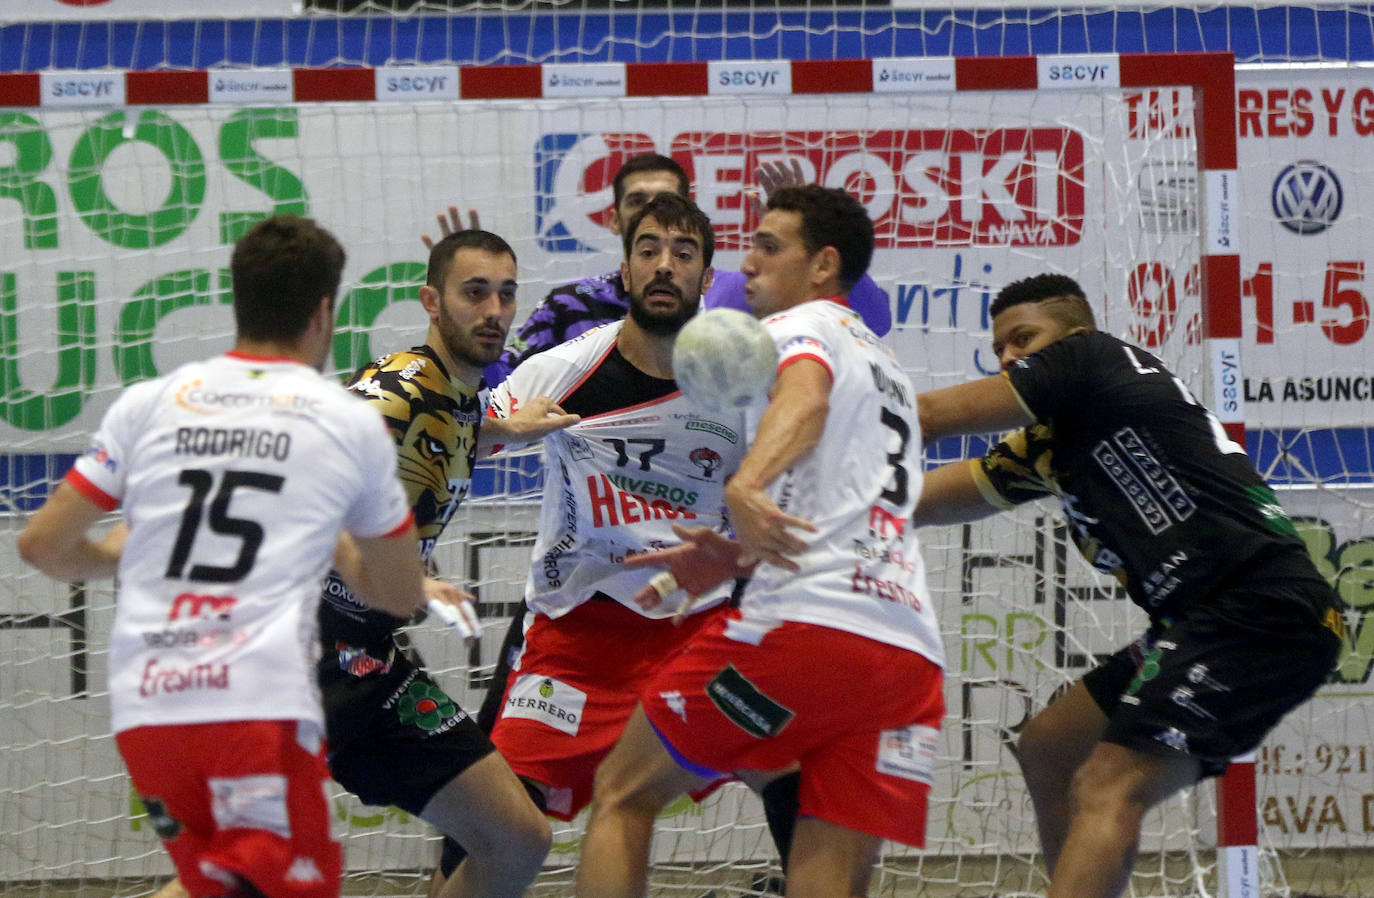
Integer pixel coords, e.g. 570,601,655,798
439,836,466,879
760,770,801,875
519,775,548,814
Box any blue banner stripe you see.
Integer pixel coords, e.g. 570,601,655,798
3,7,1374,72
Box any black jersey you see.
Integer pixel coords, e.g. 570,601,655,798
319,345,485,654
975,331,1329,620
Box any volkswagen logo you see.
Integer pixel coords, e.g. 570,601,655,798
1272,161,1343,235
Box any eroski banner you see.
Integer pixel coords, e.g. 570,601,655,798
1,92,1199,449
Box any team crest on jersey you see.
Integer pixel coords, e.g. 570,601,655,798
566,434,595,461
335,642,394,677
688,447,723,479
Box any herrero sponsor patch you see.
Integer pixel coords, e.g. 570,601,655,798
503,674,587,736
706,665,794,738
875,723,938,785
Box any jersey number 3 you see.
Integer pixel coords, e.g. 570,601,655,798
165,468,285,583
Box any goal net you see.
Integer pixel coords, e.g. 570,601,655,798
0,48,1250,898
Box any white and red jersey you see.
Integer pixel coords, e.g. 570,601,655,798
68,352,412,735
740,300,944,669
487,322,747,619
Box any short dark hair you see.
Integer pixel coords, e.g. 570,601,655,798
231,215,345,343
620,191,715,268
426,229,517,293
766,185,874,292
613,153,690,207
990,273,1098,331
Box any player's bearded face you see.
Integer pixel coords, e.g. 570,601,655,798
623,217,710,336
434,248,518,372
628,272,704,335
436,298,506,368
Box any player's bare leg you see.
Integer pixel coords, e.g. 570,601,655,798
575,706,714,898
1048,744,1200,898
781,816,881,898
1014,680,1109,873
424,868,444,898
420,751,551,898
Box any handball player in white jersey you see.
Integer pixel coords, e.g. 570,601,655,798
575,186,945,898
484,191,749,822
18,217,431,898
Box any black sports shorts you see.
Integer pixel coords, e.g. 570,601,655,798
324,657,495,816
1083,574,1341,779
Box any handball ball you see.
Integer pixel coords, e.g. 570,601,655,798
672,308,779,414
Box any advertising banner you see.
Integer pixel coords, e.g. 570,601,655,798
1234,67,1374,430
0,0,298,21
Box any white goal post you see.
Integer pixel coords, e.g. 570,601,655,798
0,49,1263,898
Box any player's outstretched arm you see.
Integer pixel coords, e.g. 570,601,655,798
917,374,1032,443
17,482,125,582
910,460,1002,528
337,524,428,619
477,396,580,456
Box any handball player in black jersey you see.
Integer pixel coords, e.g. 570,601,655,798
913,273,1345,898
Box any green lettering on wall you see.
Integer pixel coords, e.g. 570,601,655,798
0,271,96,430
115,268,233,385
332,262,426,375
961,613,999,672
0,113,58,249
68,110,205,248
1295,517,1374,683
218,108,309,244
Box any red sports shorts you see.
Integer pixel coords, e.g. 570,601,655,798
491,597,724,819
642,612,945,847
116,720,340,898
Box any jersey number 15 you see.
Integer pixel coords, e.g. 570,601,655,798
165,468,285,583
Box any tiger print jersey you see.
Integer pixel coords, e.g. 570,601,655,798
320,344,485,649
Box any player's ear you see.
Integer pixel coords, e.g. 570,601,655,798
314,293,336,329
620,259,632,289
700,266,714,294
811,246,841,288
418,284,442,322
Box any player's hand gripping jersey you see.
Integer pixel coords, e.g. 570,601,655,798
740,301,945,669
487,321,747,619
68,353,411,735
979,330,1328,619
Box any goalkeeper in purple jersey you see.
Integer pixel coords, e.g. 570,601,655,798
427,154,893,388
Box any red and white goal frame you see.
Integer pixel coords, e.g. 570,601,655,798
1,50,1254,897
